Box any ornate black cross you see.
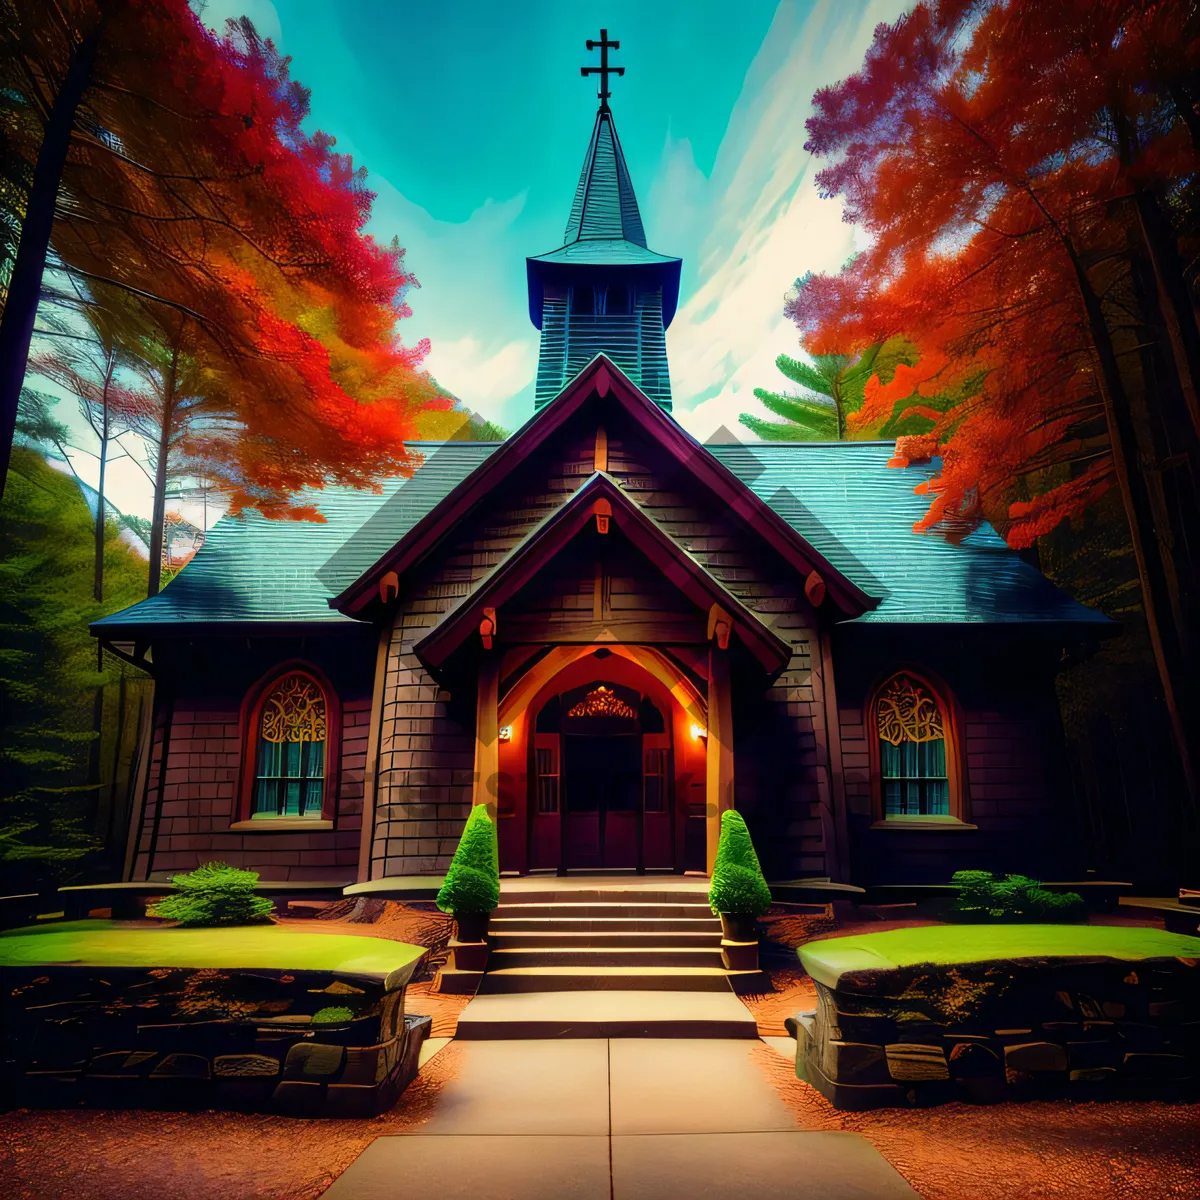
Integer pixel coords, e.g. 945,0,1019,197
581,28,624,112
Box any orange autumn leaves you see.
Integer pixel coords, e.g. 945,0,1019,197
13,1,447,522
791,0,1200,547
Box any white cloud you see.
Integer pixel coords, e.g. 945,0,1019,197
664,0,906,443
424,337,537,412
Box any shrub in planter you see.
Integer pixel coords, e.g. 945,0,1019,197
950,870,1085,923
146,861,275,927
708,810,772,941
436,805,500,941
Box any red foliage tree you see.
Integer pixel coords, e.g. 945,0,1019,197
1,2,447,532
792,0,1200,806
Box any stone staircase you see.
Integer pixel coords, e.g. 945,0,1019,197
453,881,760,1039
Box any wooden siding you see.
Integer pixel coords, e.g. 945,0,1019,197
369,404,832,879
833,629,1076,884
128,636,374,882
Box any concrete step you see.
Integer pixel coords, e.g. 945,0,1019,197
490,915,722,934
490,946,726,969
493,901,715,920
497,888,709,906
488,929,723,950
479,966,735,993
454,989,759,1038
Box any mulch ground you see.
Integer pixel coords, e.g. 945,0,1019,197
4,904,1197,1198
755,1043,1200,1199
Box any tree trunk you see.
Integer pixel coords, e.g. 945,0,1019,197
1131,189,1200,443
0,26,102,501
147,339,180,598
1067,244,1200,813
94,353,114,604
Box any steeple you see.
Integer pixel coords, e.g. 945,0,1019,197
527,31,681,412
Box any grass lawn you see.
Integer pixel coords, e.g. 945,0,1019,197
799,923,1200,988
0,920,425,985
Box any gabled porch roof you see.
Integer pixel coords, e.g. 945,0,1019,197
414,472,793,676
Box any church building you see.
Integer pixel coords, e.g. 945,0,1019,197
93,51,1109,889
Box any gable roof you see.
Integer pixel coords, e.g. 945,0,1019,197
331,356,874,619
91,369,1111,637
416,472,792,674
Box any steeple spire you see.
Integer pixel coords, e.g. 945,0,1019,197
526,32,682,412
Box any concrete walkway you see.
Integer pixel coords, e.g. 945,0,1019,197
322,1039,919,1199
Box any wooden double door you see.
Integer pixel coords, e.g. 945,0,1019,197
530,680,674,871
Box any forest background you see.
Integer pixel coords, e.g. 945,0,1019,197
1,0,1197,894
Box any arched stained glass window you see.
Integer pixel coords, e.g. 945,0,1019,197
876,673,950,818
252,673,327,818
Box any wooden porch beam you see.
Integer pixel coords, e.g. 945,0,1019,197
705,647,734,874
474,654,501,816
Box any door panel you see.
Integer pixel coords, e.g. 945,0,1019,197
563,734,640,869
530,735,561,870
642,736,673,869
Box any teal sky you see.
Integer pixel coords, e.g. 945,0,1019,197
50,0,905,522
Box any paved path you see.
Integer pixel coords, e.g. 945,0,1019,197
322,1039,919,1199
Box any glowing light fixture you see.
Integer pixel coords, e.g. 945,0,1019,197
690,723,707,741
498,725,513,743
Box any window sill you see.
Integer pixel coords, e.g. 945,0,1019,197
869,819,978,831
228,819,333,832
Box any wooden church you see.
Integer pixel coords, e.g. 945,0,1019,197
93,51,1109,889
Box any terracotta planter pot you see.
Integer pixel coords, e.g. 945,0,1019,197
719,912,759,943
455,912,490,943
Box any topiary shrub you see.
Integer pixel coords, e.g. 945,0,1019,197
146,861,275,927
436,805,500,916
950,870,1085,923
709,810,772,915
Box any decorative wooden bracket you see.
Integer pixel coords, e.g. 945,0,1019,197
595,363,611,398
707,602,732,651
594,425,609,473
479,607,497,650
379,570,399,604
592,497,613,534
804,569,826,609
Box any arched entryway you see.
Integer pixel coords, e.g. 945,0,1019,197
495,648,708,874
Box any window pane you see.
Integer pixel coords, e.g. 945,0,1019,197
879,734,949,818
251,673,327,818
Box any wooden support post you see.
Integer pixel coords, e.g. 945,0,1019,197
705,647,734,875
815,631,851,883
474,654,501,818
357,624,392,882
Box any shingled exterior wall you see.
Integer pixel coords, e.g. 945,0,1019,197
833,630,1075,884
367,407,834,880
129,637,374,883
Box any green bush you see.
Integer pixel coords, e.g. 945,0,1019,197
146,861,275,927
709,810,772,915
950,870,1085,923
312,1006,356,1025
436,805,500,916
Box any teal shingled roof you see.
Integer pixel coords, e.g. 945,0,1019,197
92,443,495,631
564,109,646,247
93,440,1107,633
528,238,679,267
709,442,1109,626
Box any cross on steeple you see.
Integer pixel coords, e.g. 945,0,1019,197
580,28,624,112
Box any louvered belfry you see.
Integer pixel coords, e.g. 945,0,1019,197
527,33,681,412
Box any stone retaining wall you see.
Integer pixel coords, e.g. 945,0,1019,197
795,954,1200,1109
1,963,429,1117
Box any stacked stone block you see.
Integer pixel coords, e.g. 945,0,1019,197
795,954,1200,1109
1,962,429,1117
